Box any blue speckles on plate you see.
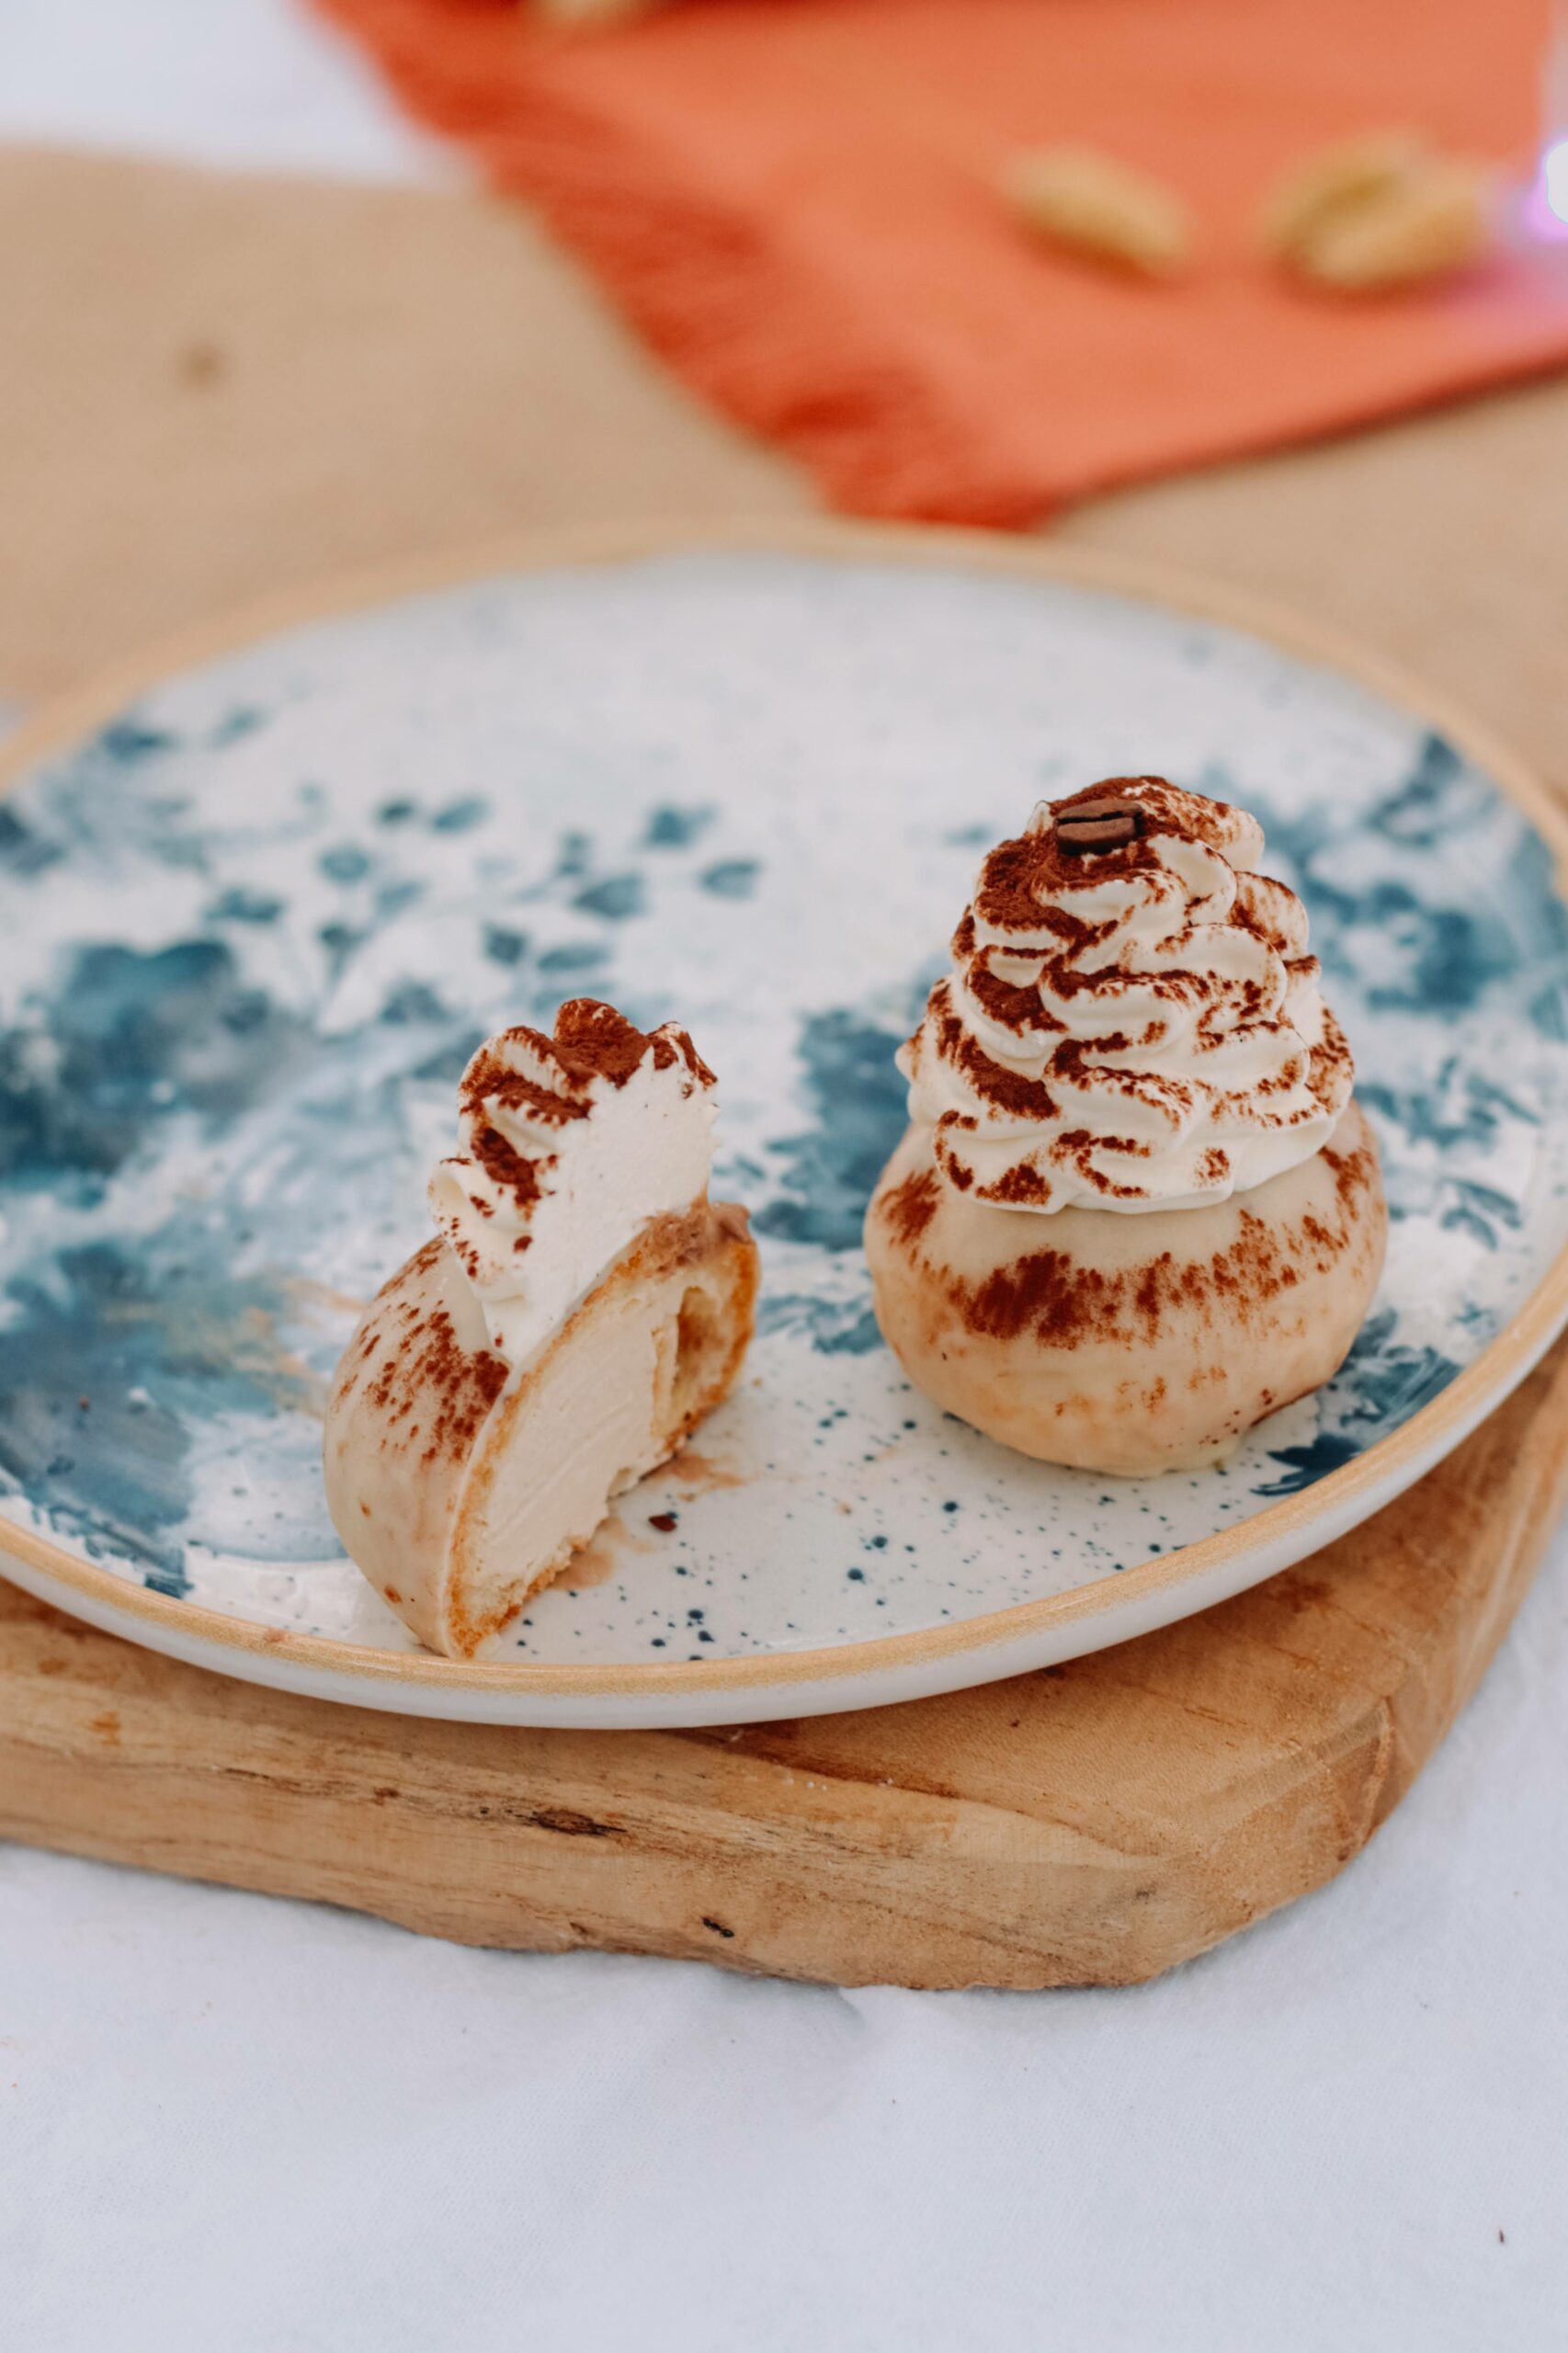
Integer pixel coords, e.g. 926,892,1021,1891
1,551,1565,1673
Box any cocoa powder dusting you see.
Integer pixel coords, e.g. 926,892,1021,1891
934,995,1057,1120
985,1162,1051,1206
975,779,1236,925
460,1000,714,1129
941,1184,1357,1347
472,1122,545,1209
962,1248,1120,1347
968,956,1053,1037
460,1055,589,1127
375,1235,443,1304
1324,1142,1375,1211
1049,1127,1156,1203
437,997,719,1272
552,998,670,1086
879,1166,941,1245
916,775,1349,1208
553,997,715,1089
973,833,1104,935
362,1280,508,1463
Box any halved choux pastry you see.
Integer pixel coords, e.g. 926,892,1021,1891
324,999,757,1657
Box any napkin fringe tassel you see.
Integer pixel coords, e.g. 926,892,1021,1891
312,0,1047,527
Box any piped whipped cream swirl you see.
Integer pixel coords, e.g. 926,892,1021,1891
430,998,717,1365
900,777,1353,1214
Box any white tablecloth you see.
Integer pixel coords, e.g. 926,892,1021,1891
3,9,1566,2345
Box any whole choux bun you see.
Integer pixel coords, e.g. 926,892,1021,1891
866,1102,1387,1476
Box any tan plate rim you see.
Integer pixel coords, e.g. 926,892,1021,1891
4,512,1567,1701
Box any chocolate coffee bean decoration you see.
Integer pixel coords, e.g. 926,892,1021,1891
1053,795,1145,855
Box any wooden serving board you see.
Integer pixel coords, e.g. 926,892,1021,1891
3,1334,1566,1990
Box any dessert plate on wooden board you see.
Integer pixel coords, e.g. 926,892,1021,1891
1,520,1566,1728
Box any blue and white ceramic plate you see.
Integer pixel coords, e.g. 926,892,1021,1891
2,524,1566,1727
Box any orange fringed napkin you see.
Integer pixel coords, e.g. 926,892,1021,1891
315,0,1567,524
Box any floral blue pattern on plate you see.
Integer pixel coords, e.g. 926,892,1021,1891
1,551,1566,1688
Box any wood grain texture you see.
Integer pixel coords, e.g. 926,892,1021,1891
4,1333,1564,1990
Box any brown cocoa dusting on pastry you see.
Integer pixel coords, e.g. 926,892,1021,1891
375,1235,443,1303
460,1061,590,1127
472,1122,545,1209
960,1249,1122,1346
912,779,1354,1209
1045,1126,1158,1204
947,1194,1344,1346
927,987,1057,1120
1067,1029,1132,1061
1229,886,1276,946
1310,1040,1350,1101
363,1289,508,1461
968,956,1057,1036
977,778,1239,920
459,1001,714,1131
1133,1255,1174,1325
553,997,714,1088
1324,1140,1376,1210
973,832,1104,934
435,1000,721,1286
984,1162,1051,1206
1208,1211,1302,1313
880,1166,942,1245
